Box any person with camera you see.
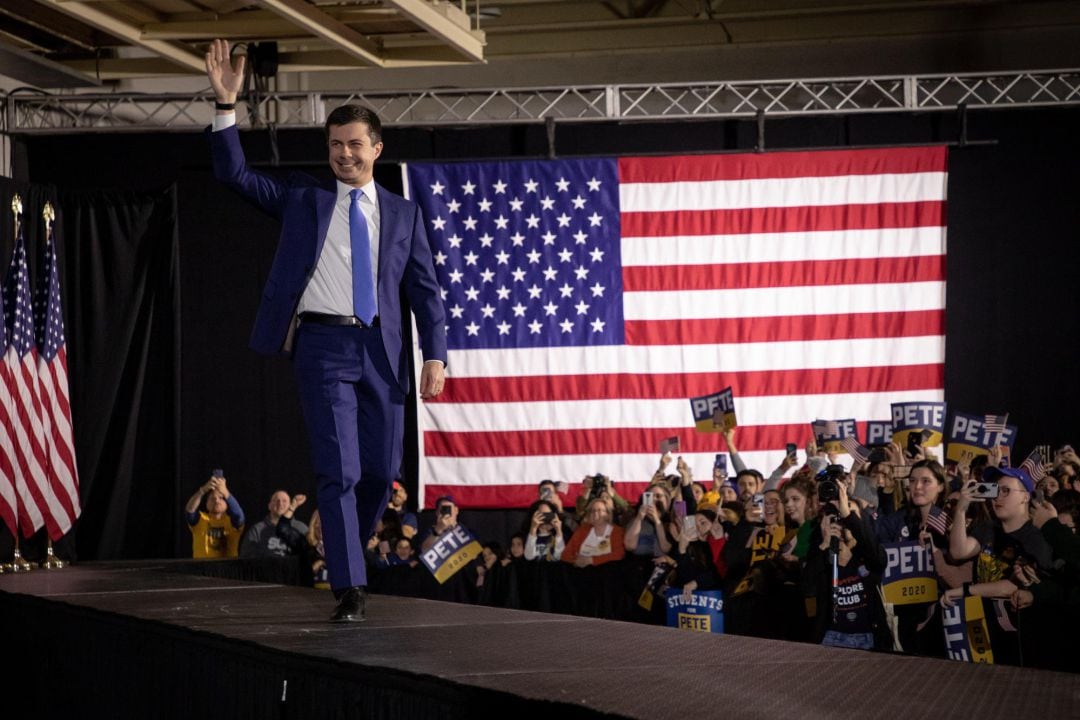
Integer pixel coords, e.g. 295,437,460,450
573,473,628,524
624,483,675,558
184,472,245,559
523,500,565,561
871,458,950,656
562,497,625,567
944,462,1054,666
419,496,468,553
723,487,794,638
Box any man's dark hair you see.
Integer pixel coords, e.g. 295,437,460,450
324,104,382,143
735,468,764,484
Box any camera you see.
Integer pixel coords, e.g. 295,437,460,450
438,504,453,517
971,482,999,499
589,474,607,499
539,512,556,523
817,464,847,502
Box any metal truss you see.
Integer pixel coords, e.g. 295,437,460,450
6,69,1080,134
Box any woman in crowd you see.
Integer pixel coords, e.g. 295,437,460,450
868,461,904,515
723,488,796,638
943,464,1054,665
624,483,674,558
781,475,818,562
873,456,951,656
562,497,626,567
523,500,565,561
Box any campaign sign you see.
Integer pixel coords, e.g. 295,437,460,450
943,596,994,664
866,421,894,447
891,401,947,448
811,418,857,454
946,411,1019,465
690,387,736,433
420,525,483,584
881,542,938,605
665,589,724,633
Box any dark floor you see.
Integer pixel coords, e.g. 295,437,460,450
1,562,1078,719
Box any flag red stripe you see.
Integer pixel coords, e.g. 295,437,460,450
44,361,79,481
623,255,945,292
617,147,947,183
10,355,61,538
621,201,945,238
426,422,872,458
437,363,943,404
625,309,944,346
424,482,655,510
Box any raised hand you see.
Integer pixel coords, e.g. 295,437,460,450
204,38,246,104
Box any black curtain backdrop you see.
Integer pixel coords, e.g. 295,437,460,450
12,105,1080,560
0,179,180,561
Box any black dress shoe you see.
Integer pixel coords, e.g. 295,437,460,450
330,586,366,623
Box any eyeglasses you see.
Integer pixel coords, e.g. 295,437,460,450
997,485,1026,497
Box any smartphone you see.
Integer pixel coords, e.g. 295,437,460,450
906,432,923,457
1033,488,1046,505
540,486,553,500
682,515,697,538
752,493,765,517
714,454,727,474
785,443,797,462
540,512,556,523
672,500,687,522
971,481,1000,499
642,491,654,507
439,504,453,517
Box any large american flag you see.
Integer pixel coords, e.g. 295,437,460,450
404,147,947,508
34,220,81,537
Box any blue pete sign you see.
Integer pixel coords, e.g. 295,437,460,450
665,589,724,633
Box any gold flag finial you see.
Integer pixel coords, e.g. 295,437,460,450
11,194,23,216
43,202,55,225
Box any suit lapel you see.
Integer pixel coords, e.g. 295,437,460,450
376,184,399,288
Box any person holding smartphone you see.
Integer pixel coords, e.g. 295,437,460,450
419,496,466,553
523,500,565,561
183,471,245,559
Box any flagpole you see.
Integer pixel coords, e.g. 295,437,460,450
3,195,33,574
38,202,65,571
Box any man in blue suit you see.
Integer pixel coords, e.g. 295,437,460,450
205,39,447,622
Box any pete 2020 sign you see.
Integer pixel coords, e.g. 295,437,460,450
420,525,483,584
881,542,938,605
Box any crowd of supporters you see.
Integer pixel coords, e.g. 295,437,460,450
184,430,1080,672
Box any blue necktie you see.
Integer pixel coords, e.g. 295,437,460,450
349,189,377,324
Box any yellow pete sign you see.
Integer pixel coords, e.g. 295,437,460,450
420,525,483,584
945,412,1017,465
881,542,939,605
943,596,994,664
690,387,736,433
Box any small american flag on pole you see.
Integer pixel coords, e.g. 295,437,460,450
924,506,949,535
983,413,1009,435
1020,451,1046,483
839,436,870,465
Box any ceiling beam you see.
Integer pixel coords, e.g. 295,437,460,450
382,0,485,62
254,0,385,67
32,0,204,71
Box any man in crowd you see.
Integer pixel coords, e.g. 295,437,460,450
184,473,245,559
387,480,418,538
239,490,309,558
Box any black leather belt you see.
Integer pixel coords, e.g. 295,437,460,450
299,312,380,328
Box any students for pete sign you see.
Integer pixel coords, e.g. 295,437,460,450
866,421,893,447
665,589,724,633
690,387,736,432
881,542,938,604
946,411,1018,465
891,401,946,448
943,596,994,664
420,525,483,583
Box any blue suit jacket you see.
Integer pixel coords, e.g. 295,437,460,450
209,125,447,393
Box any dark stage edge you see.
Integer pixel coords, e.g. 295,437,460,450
1,563,1078,720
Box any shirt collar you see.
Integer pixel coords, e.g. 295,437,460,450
337,179,377,206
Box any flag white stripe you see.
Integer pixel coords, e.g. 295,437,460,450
620,172,947,211
444,335,945,379
11,352,68,530
426,389,944,434
623,281,945,321
427,451,845,486
621,227,946,267
38,360,80,514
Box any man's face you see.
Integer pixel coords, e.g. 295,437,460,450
736,473,761,501
391,485,407,506
394,539,412,560
268,491,290,518
992,477,1029,521
328,121,382,187
205,490,227,516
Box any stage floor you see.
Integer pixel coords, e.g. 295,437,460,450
1,562,1078,719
